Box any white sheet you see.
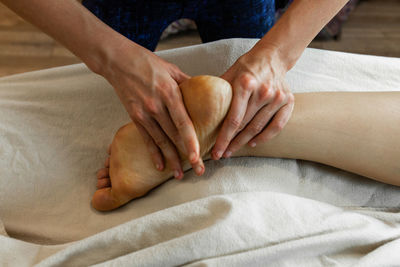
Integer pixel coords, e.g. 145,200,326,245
0,38,400,266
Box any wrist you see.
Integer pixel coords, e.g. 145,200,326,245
245,44,289,78
252,40,297,73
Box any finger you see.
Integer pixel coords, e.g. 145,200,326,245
173,70,190,84
225,93,285,155
248,99,294,146
192,157,205,176
138,118,184,179
97,178,111,189
169,65,191,84
143,100,185,163
134,122,165,172
104,157,110,168
236,83,275,133
153,105,186,154
97,168,109,179
234,96,261,135
165,89,200,166
212,75,255,159
148,97,202,176
107,144,111,155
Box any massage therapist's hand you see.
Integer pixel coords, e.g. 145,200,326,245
98,40,204,179
212,46,295,160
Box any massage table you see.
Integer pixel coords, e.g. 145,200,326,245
1,38,400,266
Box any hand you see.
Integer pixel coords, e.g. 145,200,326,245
99,40,204,179
212,46,295,159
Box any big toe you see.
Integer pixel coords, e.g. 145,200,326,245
92,187,121,211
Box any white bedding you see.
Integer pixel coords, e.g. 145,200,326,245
0,38,400,266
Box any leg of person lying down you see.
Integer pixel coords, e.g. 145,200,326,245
93,75,400,211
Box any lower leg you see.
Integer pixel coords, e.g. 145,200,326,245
234,92,400,185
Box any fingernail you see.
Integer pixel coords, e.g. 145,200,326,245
174,170,180,179
214,150,223,159
195,165,203,175
249,142,256,148
224,151,232,158
156,164,163,171
189,152,197,163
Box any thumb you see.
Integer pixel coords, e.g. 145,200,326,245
220,65,235,83
170,66,191,84
174,71,191,85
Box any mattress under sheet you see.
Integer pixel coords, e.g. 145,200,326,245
1,39,400,266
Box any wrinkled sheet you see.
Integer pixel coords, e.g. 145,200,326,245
0,38,400,266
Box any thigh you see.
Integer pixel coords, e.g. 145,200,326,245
196,0,276,43
82,0,183,51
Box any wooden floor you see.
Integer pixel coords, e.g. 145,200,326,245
309,0,400,56
0,0,399,77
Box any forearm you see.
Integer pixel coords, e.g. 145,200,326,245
234,92,400,186
255,0,349,71
1,0,135,74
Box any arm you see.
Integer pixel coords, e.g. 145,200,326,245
1,0,204,178
1,0,115,73
256,0,350,71
212,0,350,160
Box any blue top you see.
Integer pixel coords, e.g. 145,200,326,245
82,0,276,51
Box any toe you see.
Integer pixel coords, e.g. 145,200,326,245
104,157,110,167
92,187,121,211
97,178,111,189
97,168,109,179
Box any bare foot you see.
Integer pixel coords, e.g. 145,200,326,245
92,76,232,211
